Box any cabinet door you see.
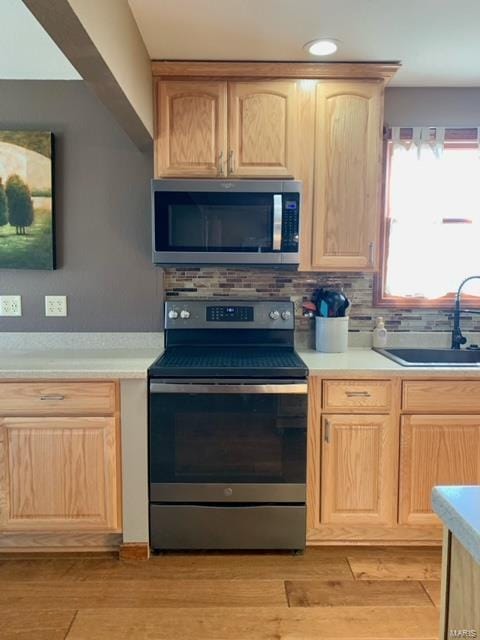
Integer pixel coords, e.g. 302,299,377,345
228,80,297,177
0,416,120,531
156,80,228,177
321,414,396,525
399,415,480,525
312,81,383,270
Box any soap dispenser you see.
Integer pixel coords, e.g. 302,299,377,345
373,317,388,348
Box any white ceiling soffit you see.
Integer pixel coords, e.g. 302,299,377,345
129,0,480,86
0,0,80,80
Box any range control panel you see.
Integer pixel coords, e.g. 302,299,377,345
165,300,295,330
206,305,254,322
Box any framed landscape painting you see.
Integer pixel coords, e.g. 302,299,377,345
0,131,55,270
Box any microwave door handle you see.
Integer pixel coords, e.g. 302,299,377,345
272,194,282,251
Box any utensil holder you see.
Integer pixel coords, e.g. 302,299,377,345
315,317,349,353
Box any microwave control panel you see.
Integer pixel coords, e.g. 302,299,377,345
281,195,300,251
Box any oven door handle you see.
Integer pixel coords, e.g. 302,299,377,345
150,382,307,395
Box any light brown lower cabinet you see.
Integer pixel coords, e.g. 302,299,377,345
0,416,120,532
399,414,480,526
307,376,480,545
0,380,121,550
321,414,396,525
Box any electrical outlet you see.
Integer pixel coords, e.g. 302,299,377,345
45,295,67,317
0,295,22,316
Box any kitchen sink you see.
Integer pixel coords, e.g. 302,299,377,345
374,347,480,367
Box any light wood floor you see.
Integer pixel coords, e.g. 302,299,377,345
0,546,442,640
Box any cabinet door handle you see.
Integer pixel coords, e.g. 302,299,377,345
346,391,371,398
40,394,65,401
324,419,331,443
369,241,376,267
218,151,225,176
228,149,235,174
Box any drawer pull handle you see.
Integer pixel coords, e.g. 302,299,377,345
324,419,331,443
345,391,371,398
40,395,65,401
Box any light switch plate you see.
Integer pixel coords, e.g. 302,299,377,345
45,295,67,317
0,295,22,316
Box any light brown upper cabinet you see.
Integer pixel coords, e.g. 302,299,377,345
227,81,297,177
155,79,298,178
156,80,228,177
311,80,383,270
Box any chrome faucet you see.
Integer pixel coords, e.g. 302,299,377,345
451,275,480,349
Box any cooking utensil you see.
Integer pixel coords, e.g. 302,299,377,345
313,288,350,318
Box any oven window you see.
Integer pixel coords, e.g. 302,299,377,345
150,393,307,484
154,192,275,252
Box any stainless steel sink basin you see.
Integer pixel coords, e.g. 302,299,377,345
374,347,480,367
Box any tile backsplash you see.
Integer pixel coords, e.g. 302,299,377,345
164,268,479,345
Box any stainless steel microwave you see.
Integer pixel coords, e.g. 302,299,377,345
151,179,302,266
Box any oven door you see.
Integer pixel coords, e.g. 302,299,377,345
149,380,307,503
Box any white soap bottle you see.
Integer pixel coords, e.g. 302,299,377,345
373,317,388,348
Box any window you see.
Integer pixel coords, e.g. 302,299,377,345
376,128,480,307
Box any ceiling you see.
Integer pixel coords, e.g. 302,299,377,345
128,0,480,86
0,0,79,80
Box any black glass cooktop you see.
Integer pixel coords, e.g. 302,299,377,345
149,346,308,379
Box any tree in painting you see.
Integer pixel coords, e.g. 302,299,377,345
0,179,7,228
6,175,34,235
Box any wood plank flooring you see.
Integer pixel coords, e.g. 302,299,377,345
0,546,442,640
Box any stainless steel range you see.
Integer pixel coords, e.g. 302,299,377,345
148,299,308,551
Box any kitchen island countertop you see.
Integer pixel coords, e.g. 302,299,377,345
432,486,480,565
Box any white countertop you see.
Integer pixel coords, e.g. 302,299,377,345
298,348,480,376
0,348,162,379
1,346,480,379
432,486,480,565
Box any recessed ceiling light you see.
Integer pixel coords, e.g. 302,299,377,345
305,39,338,56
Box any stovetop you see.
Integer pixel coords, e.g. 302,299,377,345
149,346,308,379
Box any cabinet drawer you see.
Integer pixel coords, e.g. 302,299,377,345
322,380,392,412
402,380,480,413
0,382,116,416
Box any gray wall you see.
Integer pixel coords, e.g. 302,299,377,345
0,80,162,331
0,82,478,332
385,87,480,125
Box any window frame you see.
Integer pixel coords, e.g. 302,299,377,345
374,129,480,309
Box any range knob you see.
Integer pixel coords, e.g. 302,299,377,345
269,310,280,320
168,310,178,319
180,309,191,319
281,310,291,320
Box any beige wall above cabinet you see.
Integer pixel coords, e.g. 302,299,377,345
310,81,383,271
155,79,298,178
